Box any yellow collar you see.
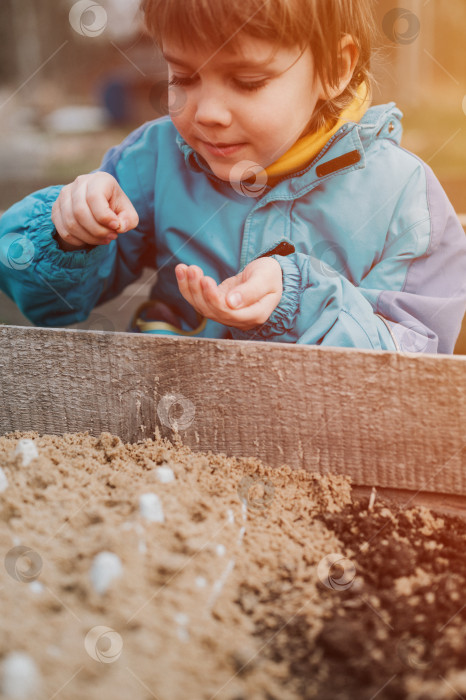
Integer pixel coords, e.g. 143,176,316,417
265,82,371,181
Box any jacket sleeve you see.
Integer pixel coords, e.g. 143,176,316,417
0,123,157,327
229,164,466,354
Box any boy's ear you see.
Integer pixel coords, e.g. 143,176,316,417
318,34,360,100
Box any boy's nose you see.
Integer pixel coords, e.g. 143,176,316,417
194,93,232,127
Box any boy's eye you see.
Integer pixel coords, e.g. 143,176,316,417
167,75,268,92
167,75,190,87
235,79,268,92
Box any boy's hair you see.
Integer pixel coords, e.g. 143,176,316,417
142,0,378,131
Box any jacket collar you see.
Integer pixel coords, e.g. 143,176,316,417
174,102,403,195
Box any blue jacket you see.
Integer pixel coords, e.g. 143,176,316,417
1,102,465,353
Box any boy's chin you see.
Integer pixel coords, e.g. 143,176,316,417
205,160,238,184
207,159,270,189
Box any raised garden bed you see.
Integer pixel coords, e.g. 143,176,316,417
1,326,466,699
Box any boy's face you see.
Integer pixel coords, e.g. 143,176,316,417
162,34,326,183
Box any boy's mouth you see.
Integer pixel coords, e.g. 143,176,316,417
201,140,246,156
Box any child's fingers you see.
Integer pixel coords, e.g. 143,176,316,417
199,278,260,326
84,189,122,232
175,264,196,307
221,295,278,328
71,193,121,240
56,187,102,246
200,276,222,309
176,265,275,328
175,264,188,279
201,275,256,316
87,179,139,233
52,203,86,248
176,265,216,318
61,187,116,245
185,265,212,315
226,259,282,309
225,279,261,309
211,294,275,328
112,189,139,232
203,275,279,327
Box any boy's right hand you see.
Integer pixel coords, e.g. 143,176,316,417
51,172,139,250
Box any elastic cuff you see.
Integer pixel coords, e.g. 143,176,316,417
258,253,302,338
28,186,111,284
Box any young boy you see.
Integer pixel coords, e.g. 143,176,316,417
1,0,465,353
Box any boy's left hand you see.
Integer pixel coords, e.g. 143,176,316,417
175,257,283,331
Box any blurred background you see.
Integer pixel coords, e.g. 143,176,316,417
0,0,465,351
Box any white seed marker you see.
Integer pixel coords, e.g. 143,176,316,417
215,544,226,557
1,652,41,699
0,467,8,492
174,612,189,642
155,466,175,483
28,581,44,595
90,551,123,595
139,493,164,523
14,439,39,467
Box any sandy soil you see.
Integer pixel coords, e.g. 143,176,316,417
1,430,466,700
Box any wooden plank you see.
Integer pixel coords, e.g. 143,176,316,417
0,325,465,496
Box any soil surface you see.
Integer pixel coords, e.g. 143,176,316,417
1,430,466,700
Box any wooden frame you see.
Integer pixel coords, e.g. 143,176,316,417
1,325,465,514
